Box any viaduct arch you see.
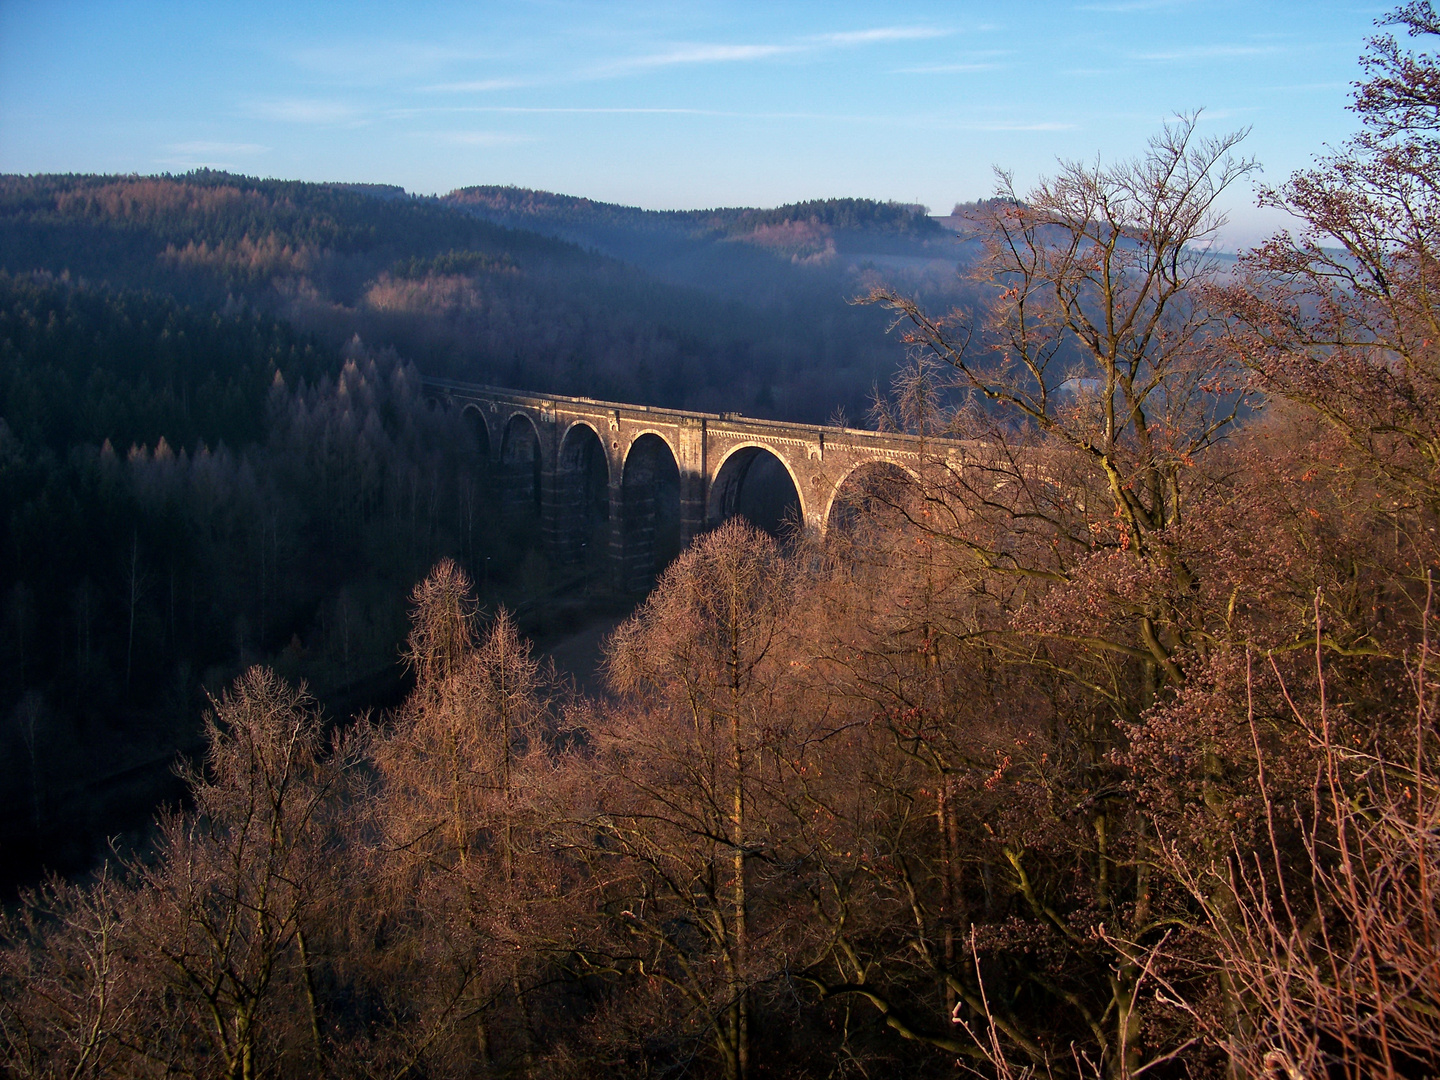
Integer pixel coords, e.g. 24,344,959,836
431,378,965,590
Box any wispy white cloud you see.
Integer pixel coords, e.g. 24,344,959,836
481,106,724,115
381,103,1077,133
417,44,800,91
897,61,1005,74
815,26,952,45
383,105,712,119
385,104,1013,130
627,26,959,67
412,24,964,93
421,77,527,94
389,105,854,120
242,98,360,124
570,26,965,81
606,42,802,73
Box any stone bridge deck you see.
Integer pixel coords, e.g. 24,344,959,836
423,377,963,590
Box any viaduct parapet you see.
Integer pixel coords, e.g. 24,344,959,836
423,377,963,591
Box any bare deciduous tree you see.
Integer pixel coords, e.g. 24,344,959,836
129,667,356,1079
365,559,564,1076
1160,600,1440,1079
1225,3,1440,531
867,113,1257,691
575,519,808,1080
0,868,137,1079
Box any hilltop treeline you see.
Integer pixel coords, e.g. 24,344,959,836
0,173,935,422
444,187,960,308
445,186,940,239
0,173,579,303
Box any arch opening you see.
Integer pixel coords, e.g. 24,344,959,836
456,405,496,578
709,446,803,538
553,423,610,570
462,404,492,460
621,434,681,592
826,461,917,538
499,413,543,520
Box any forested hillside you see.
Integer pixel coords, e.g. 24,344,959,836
0,272,532,883
0,174,957,422
445,186,968,318
0,172,579,302
443,187,943,252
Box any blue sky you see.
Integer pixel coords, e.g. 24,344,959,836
0,1,1389,245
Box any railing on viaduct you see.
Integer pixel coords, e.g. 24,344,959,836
423,377,964,591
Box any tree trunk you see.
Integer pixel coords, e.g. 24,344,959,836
731,731,750,1080
937,774,957,1016
297,927,324,1064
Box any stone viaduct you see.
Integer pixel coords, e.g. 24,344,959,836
423,377,959,591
